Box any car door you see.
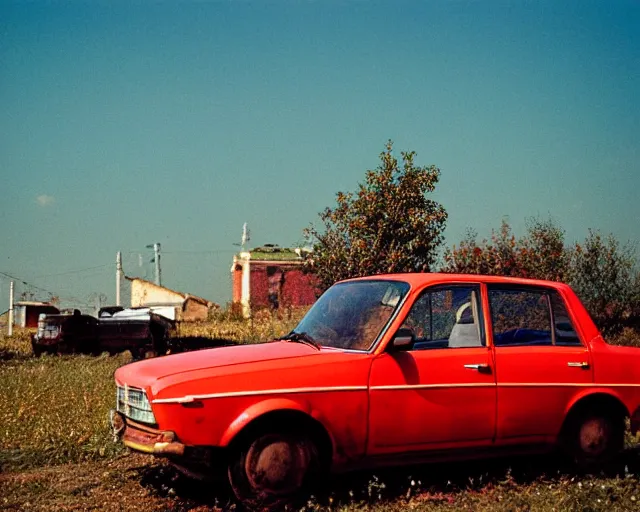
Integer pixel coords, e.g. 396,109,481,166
368,284,497,455
489,285,594,443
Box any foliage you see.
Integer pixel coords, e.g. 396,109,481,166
609,328,640,348
442,217,568,281
305,140,447,291
569,230,640,335
443,219,640,335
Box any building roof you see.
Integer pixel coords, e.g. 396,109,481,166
124,276,215,307
15,301,57,307
236,244,312,262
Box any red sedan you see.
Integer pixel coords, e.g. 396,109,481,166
111,274,640,510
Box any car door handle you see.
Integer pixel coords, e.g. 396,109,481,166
567,361,590,369
464,364,491,373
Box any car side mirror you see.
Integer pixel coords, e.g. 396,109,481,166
391,328,415,351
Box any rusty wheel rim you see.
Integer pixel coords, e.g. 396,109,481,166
579,417,611,457
244,435,310,496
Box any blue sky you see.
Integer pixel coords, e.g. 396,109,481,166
1,0,638,311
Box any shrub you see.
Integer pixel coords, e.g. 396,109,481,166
442,217,568,281
306,140,447,291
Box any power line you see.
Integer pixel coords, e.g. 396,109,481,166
0,271,56,295
0,270,93,306
32,263,111,279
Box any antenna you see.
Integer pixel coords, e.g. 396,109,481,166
234,222,251,252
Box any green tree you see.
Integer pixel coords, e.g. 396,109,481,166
569,230,639,334
305,140,447,291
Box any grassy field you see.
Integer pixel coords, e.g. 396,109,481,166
1,316,640,511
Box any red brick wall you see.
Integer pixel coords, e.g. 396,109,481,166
250,266,270,308
281,269,318,306
232,265,242,303
249,264,318,309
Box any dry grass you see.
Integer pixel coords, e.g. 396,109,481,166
176,306,307,343
1,314,640,511
0,327,34,360
0,352,129,471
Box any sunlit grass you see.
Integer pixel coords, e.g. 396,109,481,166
0,312,639,511
0,352,129,470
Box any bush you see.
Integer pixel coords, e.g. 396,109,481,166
569,230,640,335
306,140,447,291
442,217,568,281
444,219,639,336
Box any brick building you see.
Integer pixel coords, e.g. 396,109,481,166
125,277,218,322
231,245,317,317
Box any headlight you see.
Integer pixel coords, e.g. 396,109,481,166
116,384,157,424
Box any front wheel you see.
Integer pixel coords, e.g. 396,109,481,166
228,430,321,511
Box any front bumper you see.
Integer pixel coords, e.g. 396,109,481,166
110,409,185,456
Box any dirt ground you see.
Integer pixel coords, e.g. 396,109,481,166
0,454,232,512
3,449,640,512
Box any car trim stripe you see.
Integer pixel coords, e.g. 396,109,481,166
499,383,640,387
372,383,640,390
152,385,368,404
370,383,493,391
152,382,640,404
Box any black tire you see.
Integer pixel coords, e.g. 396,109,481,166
563,408,625,471
228,429,321,511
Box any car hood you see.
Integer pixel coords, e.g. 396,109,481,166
114,340,334,390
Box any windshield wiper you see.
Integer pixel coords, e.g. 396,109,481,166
278,331,321,351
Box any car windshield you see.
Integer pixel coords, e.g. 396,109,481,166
293,280,410,351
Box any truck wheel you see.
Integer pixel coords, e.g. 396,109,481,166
228,430,320,511
563,408,624,470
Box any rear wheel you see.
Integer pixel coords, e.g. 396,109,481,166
563,408,624,470
228,430,321,511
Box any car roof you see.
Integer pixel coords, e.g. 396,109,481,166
341,272,571,291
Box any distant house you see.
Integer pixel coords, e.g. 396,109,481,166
231,245,317,317
14,301,60,328
125,277,218,322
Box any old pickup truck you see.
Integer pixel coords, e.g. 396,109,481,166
110,274,640,510
32,307,173,358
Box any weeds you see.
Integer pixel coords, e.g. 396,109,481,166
1,313,640,511
0,353,128,471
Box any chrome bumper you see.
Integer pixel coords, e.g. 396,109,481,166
110,409,185,456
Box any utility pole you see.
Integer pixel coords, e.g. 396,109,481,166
8,281,14,336
153,243,161,287
116,251,122,306
145,242,162,286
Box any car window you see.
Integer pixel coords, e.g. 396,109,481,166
489,287,582,347
294,280,410,351
400,286,484,349
550,291,582,346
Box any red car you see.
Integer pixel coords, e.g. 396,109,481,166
111,274,640,509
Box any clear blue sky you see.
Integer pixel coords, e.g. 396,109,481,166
1,0,638,311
